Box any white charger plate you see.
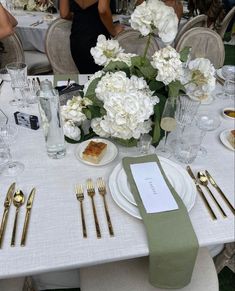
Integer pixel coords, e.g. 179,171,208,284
75,138,118,166
109,157,197,219
220,129,234,151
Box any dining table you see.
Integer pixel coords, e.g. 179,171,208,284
14,10,59,53
0,74,234,280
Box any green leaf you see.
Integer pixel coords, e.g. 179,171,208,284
85,77,101,99
103,61,130,75
179,47,191,62
168,80,186,97
113,137,138,147
149,80,165,92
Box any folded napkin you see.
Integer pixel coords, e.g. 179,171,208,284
122,154,199,289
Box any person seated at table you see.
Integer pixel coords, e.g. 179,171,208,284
0,3,17,39
59,0,124,74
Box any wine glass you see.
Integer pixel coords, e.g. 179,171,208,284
6,62,28,106
216,65,235,99
0,124,24,176
156,97,177,157
196,111,221,156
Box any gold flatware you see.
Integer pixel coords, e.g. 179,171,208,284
186,166,217,220
86,179,101,238
21,188,36,247
97,178,114,236
205,170,235,215
197,172,227,218
11,190,25,247
75,185,87,238
0,182,16,248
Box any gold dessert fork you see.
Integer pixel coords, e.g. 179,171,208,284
97,178,114,236
86,179,101,238
75,185,87,238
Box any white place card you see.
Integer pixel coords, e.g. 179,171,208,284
130,162,178,213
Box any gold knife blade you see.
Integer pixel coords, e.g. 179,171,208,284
186,166,217,220
205,170,235,215
20,188,36,247
0,182,16,248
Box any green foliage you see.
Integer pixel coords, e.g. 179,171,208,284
113,137,138,147
168,80,185,97
130,56,157,81
104,61,130,76
179,47,191,62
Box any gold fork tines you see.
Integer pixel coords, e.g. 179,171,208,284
75,185,87,238
97,178,114,236
86,179,101,238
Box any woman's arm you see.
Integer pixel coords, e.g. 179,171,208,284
0,4,17,39
60,0,73,20
98,0,124,37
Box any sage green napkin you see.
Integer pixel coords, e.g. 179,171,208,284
122,154,199,289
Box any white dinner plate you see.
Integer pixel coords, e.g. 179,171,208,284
109,157,197,219
216,68,225,81
219,129,234,151
116,158,188,206
75,138,118,166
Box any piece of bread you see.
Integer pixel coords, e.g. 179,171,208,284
82,141,107,164
227,130,235,149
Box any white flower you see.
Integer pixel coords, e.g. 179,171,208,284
63,120,81,141
182,58,216,100
91,71,158,140
26,0,37,10
130,0,178,43
151,46,183,85
90,35,124,66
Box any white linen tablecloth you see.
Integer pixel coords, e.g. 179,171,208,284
0,76,234,279
14,11,59,53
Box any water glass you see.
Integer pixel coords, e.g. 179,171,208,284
6,62,28,106
137,134,152,155
174,125,202,164
224,79,235,99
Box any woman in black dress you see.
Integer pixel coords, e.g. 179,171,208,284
60,0,124,73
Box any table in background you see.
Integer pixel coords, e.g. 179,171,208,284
0,76,234,280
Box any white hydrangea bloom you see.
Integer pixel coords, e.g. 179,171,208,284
63,120,81,141
151,46,183,85
90,35,124,66
182,58,216,101
130,0,178,43
91,71,159,140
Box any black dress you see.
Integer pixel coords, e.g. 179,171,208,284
70,1,110,73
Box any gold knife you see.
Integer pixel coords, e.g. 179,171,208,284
205,170,235,215
20,188,36,247
186,166,217,220
0,182,16,248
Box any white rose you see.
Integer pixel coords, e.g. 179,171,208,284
63,121,81,141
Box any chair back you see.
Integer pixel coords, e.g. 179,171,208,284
45,18,79,74
114,29,160,59
216,6,235,38
175,27,225,69
174,14,208,47
0,33,25,69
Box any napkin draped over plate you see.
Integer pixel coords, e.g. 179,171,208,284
122,154,199,289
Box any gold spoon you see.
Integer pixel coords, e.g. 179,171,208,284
11,190,25,246
197,172,227,218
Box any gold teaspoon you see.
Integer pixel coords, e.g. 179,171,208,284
197,172,227,218
11,190,25,246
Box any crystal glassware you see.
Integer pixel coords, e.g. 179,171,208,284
137,133,153,155
216,65,235,99
6,62,28,106
196,111,221,155
156,97,177,157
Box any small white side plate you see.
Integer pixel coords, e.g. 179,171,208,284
222,108,235,120
75,138,118,166
220,130,235,151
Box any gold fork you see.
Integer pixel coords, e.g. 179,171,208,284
97,178,114,236
75,185,87,238
86,179,101,238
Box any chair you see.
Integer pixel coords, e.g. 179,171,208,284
0,33,25,69
214,242,235,273
114,29,160,59
175,27,225,69
0,277,25,291
216,6,235,39
80,248,219,291
24,51,52,75
45,18,79,74
174,14,208,47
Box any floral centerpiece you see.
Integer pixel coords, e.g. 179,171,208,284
62,0,216,146
14,0,54,12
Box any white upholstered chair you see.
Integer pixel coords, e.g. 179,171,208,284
216,6,235,39
45,18,79,74
175,27,225,69
174,14,208,47
24,50,52,75
80,248,218,291
114,29,160,58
